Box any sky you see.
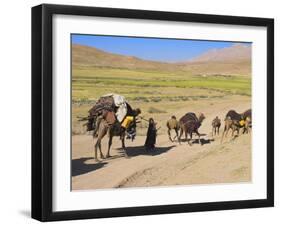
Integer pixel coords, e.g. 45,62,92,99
72,34,250,62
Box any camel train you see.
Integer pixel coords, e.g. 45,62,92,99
167,109,251,145
82,94,252,161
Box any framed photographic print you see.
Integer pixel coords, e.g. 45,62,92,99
32,4,274,221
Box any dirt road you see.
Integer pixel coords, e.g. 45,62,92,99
72,96,251,190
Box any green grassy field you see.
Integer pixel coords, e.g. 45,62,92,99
72,66,251,101
72,66,251,135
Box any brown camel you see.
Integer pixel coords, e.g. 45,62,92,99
221,117,241,143
92,118,138,162
221,109,251,143
178,112,206,145
212,116,221,136
83,96,141,161
166,116,180,142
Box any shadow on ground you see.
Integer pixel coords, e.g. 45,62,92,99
178,133,212,145
72,157,107,177
117,145,176,157
192,138,215,145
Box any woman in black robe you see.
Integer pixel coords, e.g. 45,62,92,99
145,118,157,151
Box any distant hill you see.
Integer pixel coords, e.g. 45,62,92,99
179,44,251,76
72,43,251,76
187,44,251,63
72,44,178,71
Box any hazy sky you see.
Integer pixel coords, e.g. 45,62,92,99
72,34,250,62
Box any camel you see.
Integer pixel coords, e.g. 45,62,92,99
92,118,138,162
178,112,206,145
221,117,241,143
221,109,251,143
243,117,252,134
166,116,180,142
83,95,141,161
212,116,221,136
242,109,252,134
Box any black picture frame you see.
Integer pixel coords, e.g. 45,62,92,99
32,4,274,222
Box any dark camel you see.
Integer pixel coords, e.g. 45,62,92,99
221,109,251,143
241,109,252,134
178,112,206,145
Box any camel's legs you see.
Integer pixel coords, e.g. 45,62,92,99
220,129,225,144
195,130,201,145
94,140,101,162
221,125,229,143
167,129,173,142
93,132,100,161
94,124,107,162
174,128,179,143
231,126,239,138
245,124,251,134
231,127,235,137
98,142,104,159
106,135,113,158
170,129,178,142
224,127,231,142
188,132,192,146
178,128,183,145
225,127,230,137
121,136,128,158
185,131,188,143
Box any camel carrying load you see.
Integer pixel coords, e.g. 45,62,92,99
79,94,141,161
85,93,141,139
221,109,252,143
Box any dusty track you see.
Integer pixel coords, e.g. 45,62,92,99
72,97,251,190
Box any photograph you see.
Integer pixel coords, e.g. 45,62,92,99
71,34,252,191
31,3,274,221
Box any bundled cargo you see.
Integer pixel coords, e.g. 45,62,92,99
86,94,141,137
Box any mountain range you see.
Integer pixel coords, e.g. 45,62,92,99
72,43,251,76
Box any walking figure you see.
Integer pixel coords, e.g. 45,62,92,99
145,118,157,151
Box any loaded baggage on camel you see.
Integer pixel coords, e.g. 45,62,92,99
86,93,141,138
225,109,251,127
